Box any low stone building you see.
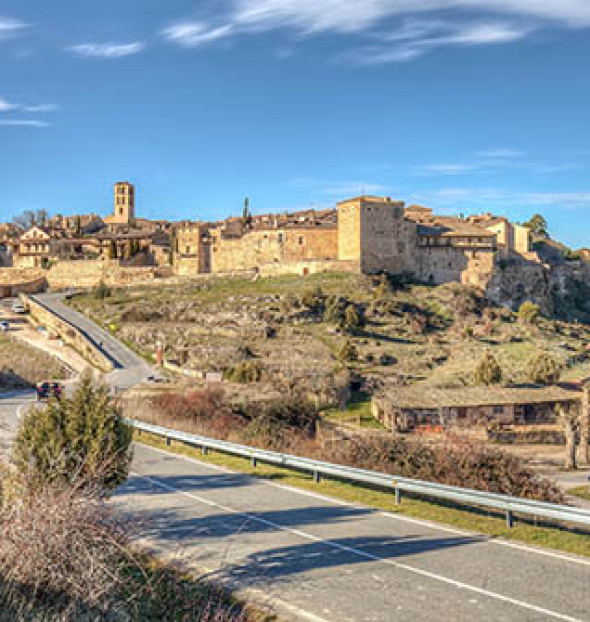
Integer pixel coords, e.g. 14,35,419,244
372,385,585,433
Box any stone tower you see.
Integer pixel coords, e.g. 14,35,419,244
112,181,135,225
337,196,414,274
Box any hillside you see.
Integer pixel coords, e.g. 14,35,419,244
69,273,590,393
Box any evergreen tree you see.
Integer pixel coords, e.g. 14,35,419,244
12,371,132,490
527,351,562,385
338,340,358,364
523,214,549,239
473,351,503,386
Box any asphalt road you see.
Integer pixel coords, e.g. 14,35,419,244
0,390,35,455
32,293,153,390
114,443,590,622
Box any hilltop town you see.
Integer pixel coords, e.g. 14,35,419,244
1,181,589,321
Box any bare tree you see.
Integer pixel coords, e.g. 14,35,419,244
12,208,50,230
556,402,580,470
577,386,589,466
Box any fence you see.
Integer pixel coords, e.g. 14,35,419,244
126,418,590,530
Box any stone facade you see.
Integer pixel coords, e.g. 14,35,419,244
171,195,543,293
104,181,135,226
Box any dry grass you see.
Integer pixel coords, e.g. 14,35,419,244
0,334,69,390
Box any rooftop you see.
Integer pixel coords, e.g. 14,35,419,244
378,384,583,410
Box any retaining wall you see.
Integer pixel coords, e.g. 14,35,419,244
22,295,114,373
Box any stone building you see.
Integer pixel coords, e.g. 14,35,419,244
372,385,584,433
104,181,135,227
172,195,525,291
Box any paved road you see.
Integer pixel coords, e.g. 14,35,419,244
114,443,590,622
0,390,35,455
32,293,153,390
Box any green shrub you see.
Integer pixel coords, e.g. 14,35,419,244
323,295,345,324
224,361,263,383
300,285,324,310
473,351,503,386
518,301,540,325
338,340,358,363
93,281,112,300
526,351,562,385
12,372,132,490
343,304,361,333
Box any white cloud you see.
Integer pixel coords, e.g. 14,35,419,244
0,97,18,112
477,148,524,158
0,16,27,33
68,42,145,58
163,0,590,62
416,163,479,176
290,177,390,198
162,22,234,47
23,104,59,113
411,187,590,211
0,119,50,128
0,97,58,114
340,20,531,64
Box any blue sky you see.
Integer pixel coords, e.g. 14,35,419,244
0,1,589,247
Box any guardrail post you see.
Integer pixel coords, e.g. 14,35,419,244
251,457,257,468
314,471,321,484
395,487,402,505
166,436,171,447
202,446,208,456
506,510,514,528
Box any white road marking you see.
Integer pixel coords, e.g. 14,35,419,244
135,442,590,567
129,470,583,622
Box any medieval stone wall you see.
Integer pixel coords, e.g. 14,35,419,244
416,246,496,288
210,226,338,274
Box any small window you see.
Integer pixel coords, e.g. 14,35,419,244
278,233,284,243
298,236,304,245
493,406,504,415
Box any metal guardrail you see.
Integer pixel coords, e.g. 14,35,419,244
126,418,590,530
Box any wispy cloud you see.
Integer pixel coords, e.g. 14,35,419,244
0,97,58,114
411,187,590,212
22,104,59,113
0,119,50,128
162,22,234,48
0,97,18,112
162,0,590,63
477,148,524,158
0,16,27,34
290,177,391,198
416,163,480,176
68,42,145,59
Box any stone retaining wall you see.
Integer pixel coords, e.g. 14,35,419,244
22,295,114,373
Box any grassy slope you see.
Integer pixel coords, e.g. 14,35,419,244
135,432,590,559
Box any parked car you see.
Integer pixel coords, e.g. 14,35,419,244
11,301,26,314
0,321,8,332
36,382,64,401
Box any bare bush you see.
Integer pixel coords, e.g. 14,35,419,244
0,477,133,619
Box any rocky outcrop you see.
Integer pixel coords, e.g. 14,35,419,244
487,257,590,321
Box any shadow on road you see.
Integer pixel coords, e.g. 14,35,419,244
217,534,481,586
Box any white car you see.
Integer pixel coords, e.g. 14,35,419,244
0,321,8,332
11,302,26,314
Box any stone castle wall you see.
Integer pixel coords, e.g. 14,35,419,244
210,227,338,274
417,247,496,288
46,260,171,289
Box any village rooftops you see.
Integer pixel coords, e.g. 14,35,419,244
415,216,497,238
378,384,583,411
